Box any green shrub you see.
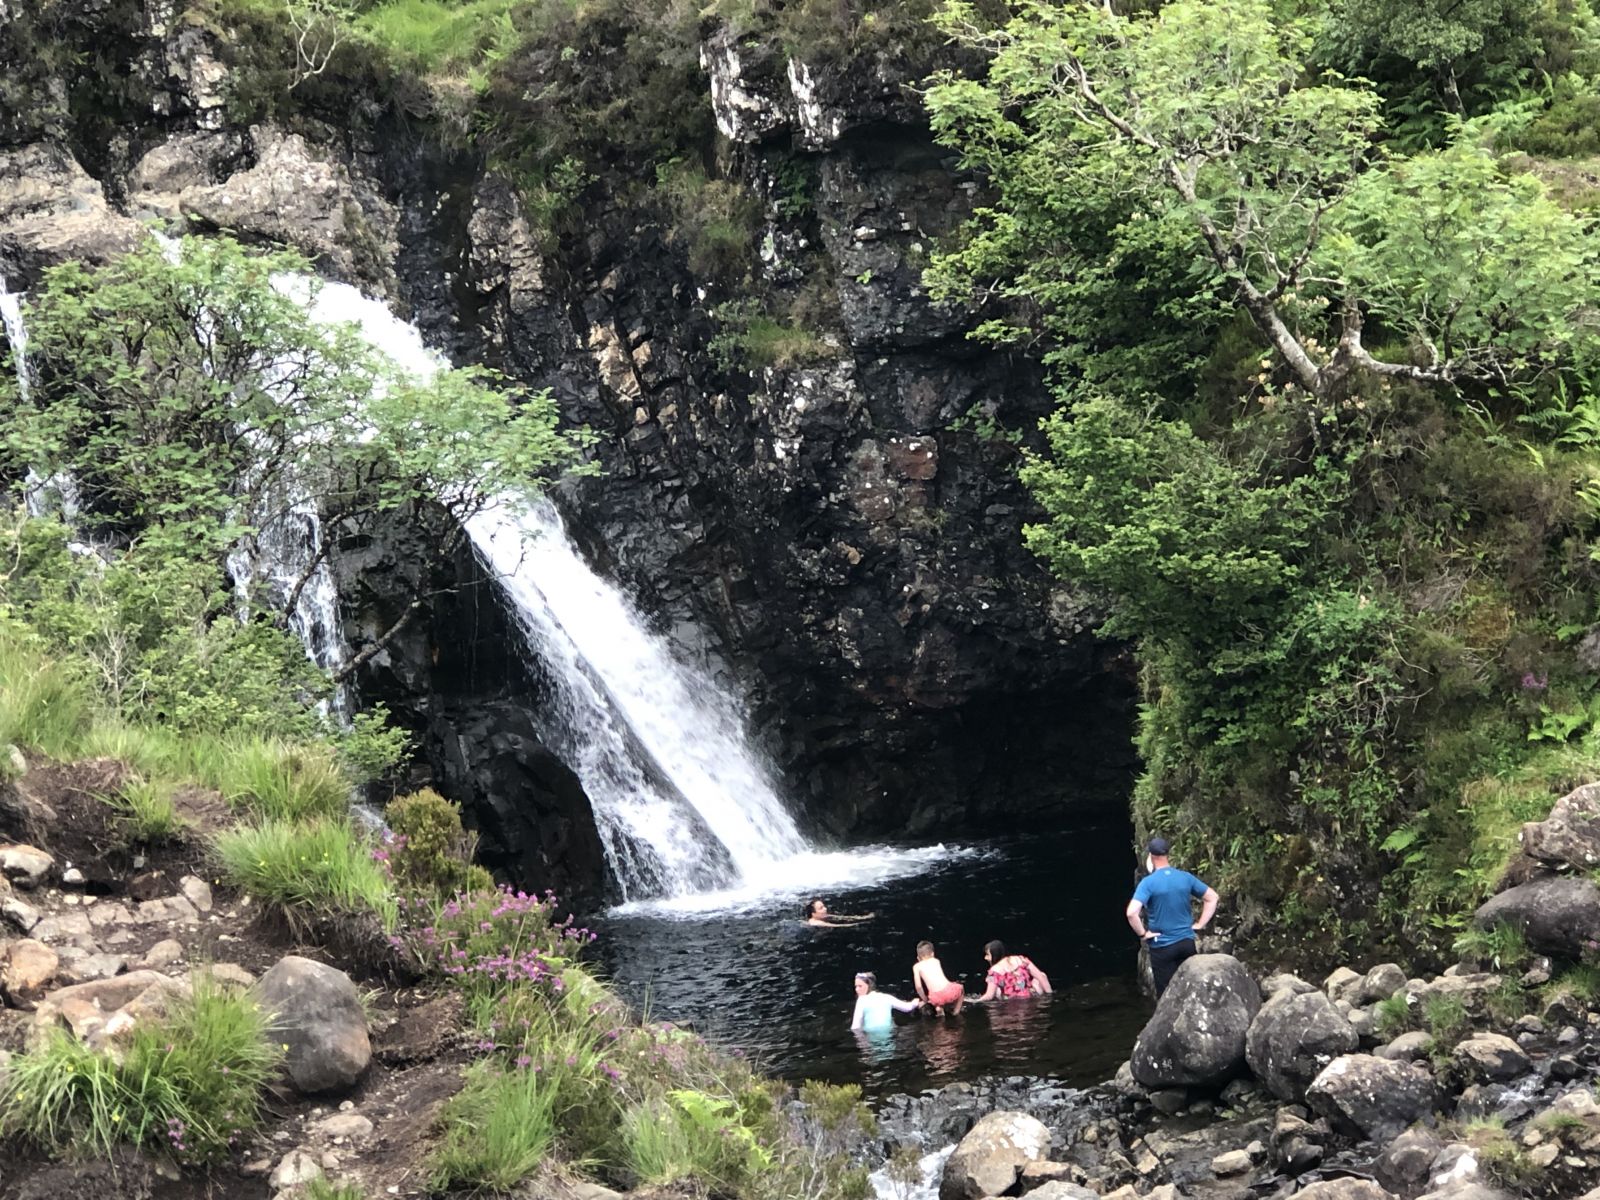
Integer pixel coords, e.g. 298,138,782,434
623,1089,775,1191
0,976,281,1160
110,777,183,844
428,1061,561,1192
709,300,831,371
306,1178,369,1200
382,787,480,895
1518,90,1600,158
356,0,521,77
216,817,396,928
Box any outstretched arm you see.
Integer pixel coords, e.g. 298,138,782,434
1195,887,1219,931
1125,899,1157,941
890,994,922,1013
970,976,999,1004
833,912,876,923
913,967,929,1002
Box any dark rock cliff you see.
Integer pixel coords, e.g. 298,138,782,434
0,2,1137,900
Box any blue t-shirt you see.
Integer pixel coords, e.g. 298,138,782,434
1133,867,1209,947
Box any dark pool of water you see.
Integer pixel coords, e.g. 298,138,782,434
590,825,1153,1095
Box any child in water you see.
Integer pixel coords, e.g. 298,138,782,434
850,972,922,1032
912,940,965,1015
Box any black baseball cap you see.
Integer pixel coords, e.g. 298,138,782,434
1147,836,1171,855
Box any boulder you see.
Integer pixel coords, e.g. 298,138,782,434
1,938,58,1008
1519,781,1600,870
1325,966,1363,1003
178,876,213,913
1131,954,1261,1089
1375,1127,1446,1197
939,1111,1052,1200
1358,963,1408,1005
256,955,370,1096
1263,973,1317,998
1211,1149,1252,1176
1246,988,1359,1102
1293,1182,1398,1200
1449,1034,1530,1085
1377,1031,1434,1062
1307,1054,1436,1143
1415,1185,1514,1200
1474,876,1600,960
0,844,53,889
32,970,172,1042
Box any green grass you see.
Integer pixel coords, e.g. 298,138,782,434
0,629,93,757
356,0,522,77
109,777,183,843
622,1089,773,1192
1544,963,1600,1007
428,1062,561,1192
215,817,396,928
306,1179,369,1200
1374,992,1415,1039
210,738,351,821
1424,993,1470,1047
1453,922,1531,972
0,976,280,1161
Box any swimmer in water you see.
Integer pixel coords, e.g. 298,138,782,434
912,940,965,1015
849,971,921,1032
804,898,875,927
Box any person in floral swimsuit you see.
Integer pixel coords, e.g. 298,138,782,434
970,939,1052,1002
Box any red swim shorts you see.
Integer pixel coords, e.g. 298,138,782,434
927,981,963,1006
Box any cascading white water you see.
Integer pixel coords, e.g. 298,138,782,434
2,272,82,523
468,498,810,900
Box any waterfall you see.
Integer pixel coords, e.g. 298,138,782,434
467,499,810,900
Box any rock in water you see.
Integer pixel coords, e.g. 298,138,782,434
1306,1054,1435,1143
1473,875,1600,960
1246,987,1359,1103
1294,1182,1400,1199
939,1110,1052,1200
1131,954,1261,1089
255,955,371,1095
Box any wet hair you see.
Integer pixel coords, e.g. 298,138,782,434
984,939,1007,960
916,940,935,958
855,972,877,989
803,898,822,919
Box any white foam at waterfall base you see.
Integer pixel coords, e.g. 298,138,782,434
869,1144,955,1200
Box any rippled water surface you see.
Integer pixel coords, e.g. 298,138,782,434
592,826,1153,1095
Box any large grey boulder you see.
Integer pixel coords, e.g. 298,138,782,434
1474,875,1600,960
1519,781,1600,871
255,955,370,1096
1246,988,1359,1102
1307,1054,1436,1143
1374,1127,1445,1197
1131,954,1261,1089
939,1111,1052,1200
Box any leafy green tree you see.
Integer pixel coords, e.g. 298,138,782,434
928,0,1598,400
2,235,594,677
1333,0,1541,113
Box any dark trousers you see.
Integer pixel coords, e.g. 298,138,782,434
1150,937,1197,998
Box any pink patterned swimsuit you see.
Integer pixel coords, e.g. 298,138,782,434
988,956,1035,998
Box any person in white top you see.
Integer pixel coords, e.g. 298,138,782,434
850,971,921,1032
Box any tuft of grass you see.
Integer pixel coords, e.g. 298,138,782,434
622,1089,774,1192
1544,963,1600,1007
215,817,396,928
0,628,92,757
428,1062,561,1192
1453,922,1531,972
1534,1110,1591,1137
1424,993,1470,1047
213,738,351,821
356,0,521,77
109,776,183,844
0,976,280,1161
1374,992,1414,1039
1485,976,1530,1024
306,1179,369,1200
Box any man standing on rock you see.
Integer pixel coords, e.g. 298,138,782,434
1125,836,1219,999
